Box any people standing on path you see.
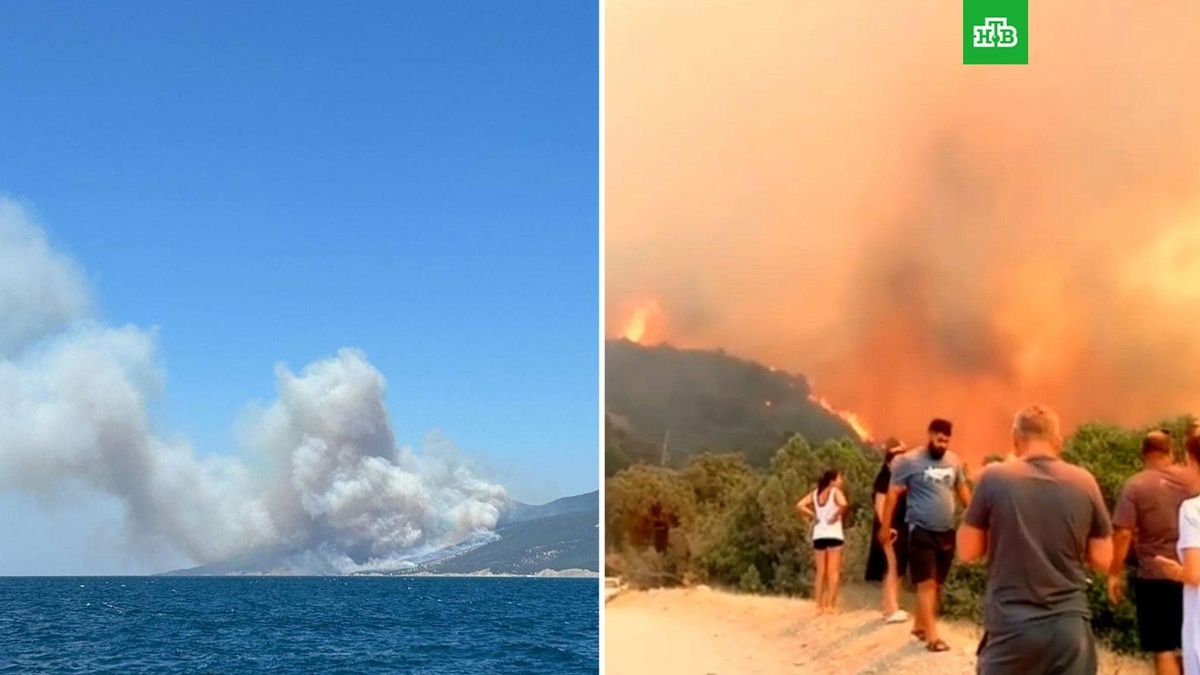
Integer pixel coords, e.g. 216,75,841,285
880,419,971,652
958,404,1114,675
1109,430,1193,675
865,439,910,624
797,469,848,614
1153,434,1200,675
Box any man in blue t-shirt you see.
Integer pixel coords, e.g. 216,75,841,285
880,418,971,653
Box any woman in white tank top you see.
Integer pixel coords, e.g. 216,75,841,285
797,469,848,614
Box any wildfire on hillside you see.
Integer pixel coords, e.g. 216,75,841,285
613,300,883,444
807,392,874,443
619,299,664,345
606,0,1200,460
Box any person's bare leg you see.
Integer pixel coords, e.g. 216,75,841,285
910,578,926,636
814,549,828,613
827,546,843,613
916,580,939,643
1154,652,1182,675
882,545,899,616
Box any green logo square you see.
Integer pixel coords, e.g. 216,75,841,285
963,0,1028,65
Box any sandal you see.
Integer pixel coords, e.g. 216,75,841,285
926,639,950,653
911,629,926,640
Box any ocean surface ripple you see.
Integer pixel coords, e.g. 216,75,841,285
0,576,599,674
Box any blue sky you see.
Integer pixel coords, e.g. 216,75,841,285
0,2,597,572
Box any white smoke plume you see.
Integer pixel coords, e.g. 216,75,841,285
0,198,508,572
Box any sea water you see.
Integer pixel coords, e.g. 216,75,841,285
0,576,598,673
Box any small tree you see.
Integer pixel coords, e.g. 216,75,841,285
739,564,764,593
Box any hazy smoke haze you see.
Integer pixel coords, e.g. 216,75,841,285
606,0,1200,457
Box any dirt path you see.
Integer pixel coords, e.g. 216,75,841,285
605,585,1154,675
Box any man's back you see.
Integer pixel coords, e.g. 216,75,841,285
965,456,1111,629
1114,465,1194,579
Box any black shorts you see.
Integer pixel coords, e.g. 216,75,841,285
813,538,844,551
1133,577,1183,653
908,526,955,585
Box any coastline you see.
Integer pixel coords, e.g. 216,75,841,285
154,568,600,579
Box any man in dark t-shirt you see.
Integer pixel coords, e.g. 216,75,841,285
866,442,910,623
958,405,1114,675
871,450,910,565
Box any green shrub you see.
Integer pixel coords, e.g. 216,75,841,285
739,564,764,593
940,561,987,622
617,546,675,589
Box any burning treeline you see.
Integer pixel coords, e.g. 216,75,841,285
605,1,1200,460
615,305,874,444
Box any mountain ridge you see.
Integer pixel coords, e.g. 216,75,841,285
605,339,865,472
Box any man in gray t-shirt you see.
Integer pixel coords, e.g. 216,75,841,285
880,418,971,653
959,405,1113,675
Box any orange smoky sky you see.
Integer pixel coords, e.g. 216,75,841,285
605,0,1200,459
